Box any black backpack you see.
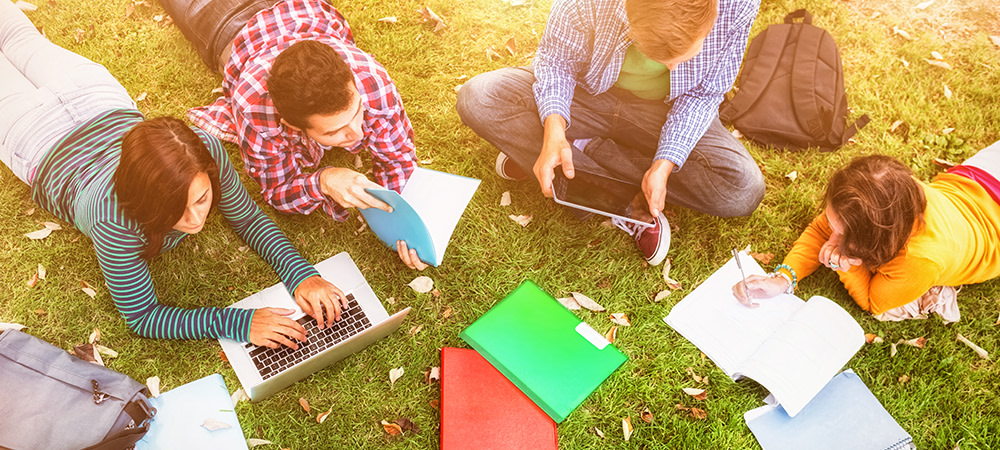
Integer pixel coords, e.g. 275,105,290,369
720,9,869,151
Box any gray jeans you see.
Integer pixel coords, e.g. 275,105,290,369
456,67,765,217
0,1,134,184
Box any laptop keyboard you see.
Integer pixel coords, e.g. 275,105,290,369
244,293,372,380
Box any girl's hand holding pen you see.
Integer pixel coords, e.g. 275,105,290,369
731,275,791,308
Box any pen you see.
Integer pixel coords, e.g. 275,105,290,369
732,249,751,299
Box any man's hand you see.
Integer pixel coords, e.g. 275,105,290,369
293,275,348,328
534,114,573,197
319,167,393,212
249,308,307,349
641,159,676,218
396,240,429,271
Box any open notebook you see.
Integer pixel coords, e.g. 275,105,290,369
664,252,865,417
360,167,480,267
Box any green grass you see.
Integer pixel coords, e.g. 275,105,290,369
3,0,1000,448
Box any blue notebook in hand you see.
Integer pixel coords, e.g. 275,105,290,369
360,167,480,267
744,370,913,450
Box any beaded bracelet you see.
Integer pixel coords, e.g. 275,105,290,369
771,263,798,294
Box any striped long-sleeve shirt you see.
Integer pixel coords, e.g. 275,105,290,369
31,109,319,341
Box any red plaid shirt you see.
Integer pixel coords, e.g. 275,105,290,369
187,0,417,220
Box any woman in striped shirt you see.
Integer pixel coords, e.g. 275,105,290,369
1,2,345,349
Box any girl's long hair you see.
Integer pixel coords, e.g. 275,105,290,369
115,117,221,260
825,155,926,270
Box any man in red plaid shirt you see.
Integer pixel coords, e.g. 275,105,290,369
171,0,424,269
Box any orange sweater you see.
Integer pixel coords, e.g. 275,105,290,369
782,173,1000,314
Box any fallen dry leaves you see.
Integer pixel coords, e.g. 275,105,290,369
378,16,398,23
81,280,97,299
653,290,670,302
898,374,910,384
389,366,405,387
621,416,633,441
956,333,989,360
25,221,62,240
686,367,707,384
662,259,682,290
609,313,631,326
231,388,248,406
500,191,512,207
604,326,617,344
682,387,707,401
146,376,160,397
865,333,884,344
675,403,708,420
299,397,310,414
247,438,272,447
317,406,333,424
640,407,654,423
508,214,532,227
594,427,605,438
786,170,798,182
416,6,446,32
408,276,434,293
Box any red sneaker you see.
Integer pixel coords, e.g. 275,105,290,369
613,213,670,266
495,153,529,181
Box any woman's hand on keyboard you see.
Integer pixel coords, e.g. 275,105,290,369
294,275,349,328
249,308,307,349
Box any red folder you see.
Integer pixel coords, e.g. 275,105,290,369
440,347,558,449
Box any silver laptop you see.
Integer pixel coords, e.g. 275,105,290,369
219,252,410,402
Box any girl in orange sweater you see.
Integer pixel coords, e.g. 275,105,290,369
733,142,1000,322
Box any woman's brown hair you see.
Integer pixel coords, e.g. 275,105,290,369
825,155,926,270
115,117,221,260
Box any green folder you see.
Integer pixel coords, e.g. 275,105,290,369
460,280,628,423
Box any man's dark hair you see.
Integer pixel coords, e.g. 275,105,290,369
268,40,354,130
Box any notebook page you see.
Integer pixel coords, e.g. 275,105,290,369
664,254,804,378
734,296,864,417
400,168,480,263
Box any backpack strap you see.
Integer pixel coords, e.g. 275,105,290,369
784,9,813,24
842,113,871,143
720,25,792,123
790,25,833,141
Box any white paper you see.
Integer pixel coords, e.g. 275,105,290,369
400,168,480,263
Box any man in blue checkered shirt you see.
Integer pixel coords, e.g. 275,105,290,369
458,0,764,266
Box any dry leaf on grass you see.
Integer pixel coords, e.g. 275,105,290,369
500,191,512,207
299,397,310,413
604,326,617,343
81,281,97,299
956,333,989,360
686,367,707,384
317,407,333,424
247,439,272,447
409,324,423,336
89,328,101,344
25,228,53,240
690,407,707,420
395,417,420,434
924,59,952,70
508,214,532,227
202,418,231,431
732,129,744,139
892,26,912,41
750,252,774,265
0,323,27,332
890,342,898,357
378,16,398,23
389,367,405,387
408,276,434,293
231,388,248,406
991,36,1000,48
425,366,440,383
557,297,582,310
416,6,446,32
353,154,363,169
622,416,633,441
505,36,517,56
786,170,798,181
429,399,440,409
914,0,934,9
453,84,463,93
682,387,707,401
381,420,404,436
485,46,502,62
94,344,117,358
441,306,453,319
903,337,927,348
77,342,103,368
146,376,160,397
943,83,952,99
135,92,147,102
74,28,85,44
595,427,605,438
609,313,630,326
865,333,884,344
570,292,605,311
898,374,910,383
898,57,910,68
653,290,670,302
640,407,654,423
662,260,682,290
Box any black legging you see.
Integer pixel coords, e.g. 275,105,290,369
158,0,274,72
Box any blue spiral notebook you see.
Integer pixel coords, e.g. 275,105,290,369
360,167,480,267
744,370,913,450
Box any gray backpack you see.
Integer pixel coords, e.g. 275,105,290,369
0,329,155,450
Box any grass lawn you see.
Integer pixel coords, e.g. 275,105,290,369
3,0,1000,448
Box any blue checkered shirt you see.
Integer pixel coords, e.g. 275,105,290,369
533,0,760,168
